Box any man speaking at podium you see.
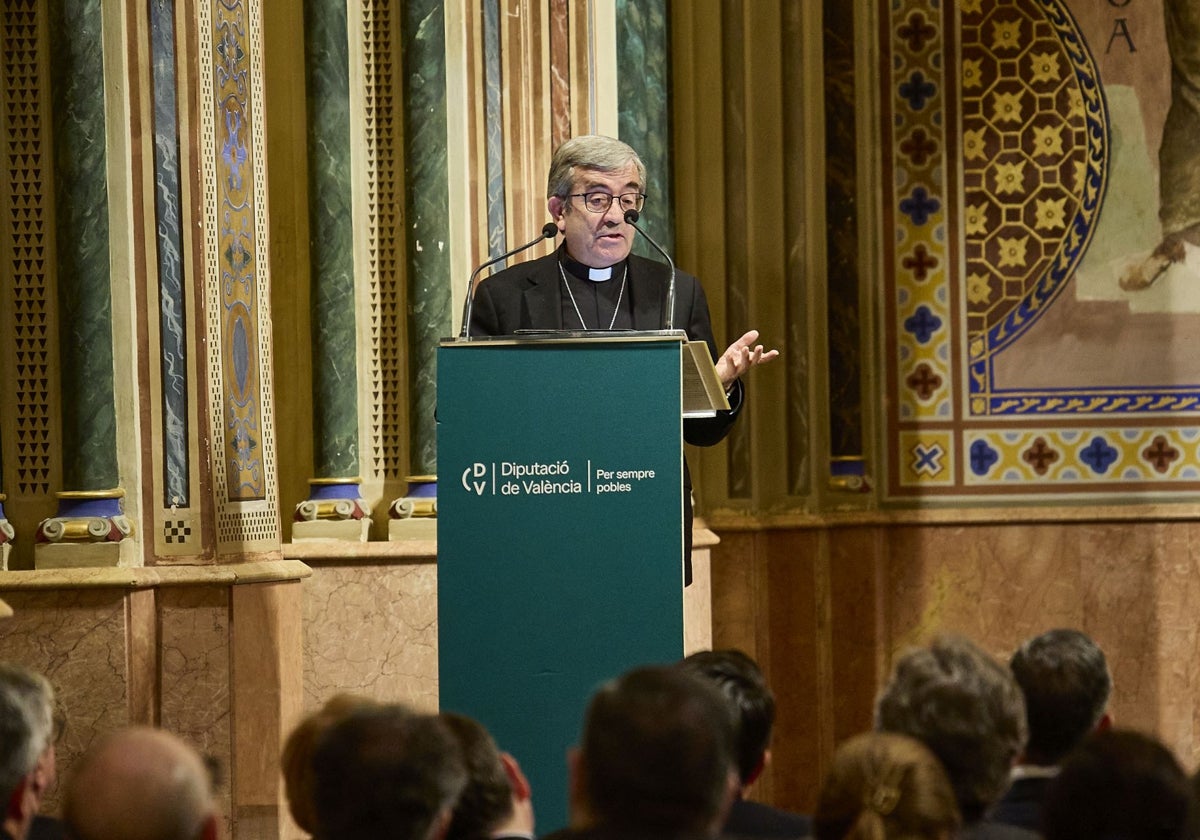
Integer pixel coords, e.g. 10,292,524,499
468,135,777,584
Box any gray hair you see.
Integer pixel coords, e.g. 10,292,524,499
1010,628,1111,764
546,135,647,200
0,663,56,804
875,635,1026,824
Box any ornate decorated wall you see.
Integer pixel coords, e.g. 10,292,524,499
675,0,1200,814
881,0,1200,498
5,0,1200,832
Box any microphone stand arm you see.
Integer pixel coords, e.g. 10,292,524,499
624,209,676,332
459,224,558,340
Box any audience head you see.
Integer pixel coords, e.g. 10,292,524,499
439,713,532,840
1009,628,1111,765
1041,729,1193,840
1191,765,1200,837
874,635,1026,823
813,732,961,840
678,648,775,786
311,704,467,840
64,726,216,840
545,135,646,201
0,663,57,840
282,693,378,834
572,664,738,837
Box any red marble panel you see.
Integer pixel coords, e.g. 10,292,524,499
828,527,885,746
160,586,233,836
301,562,438,712
0,589,129,816
760,529,826,813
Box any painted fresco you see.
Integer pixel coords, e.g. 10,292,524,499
883,0,1200,497
198,0,280,549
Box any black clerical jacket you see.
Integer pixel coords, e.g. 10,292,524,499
469,248,744,583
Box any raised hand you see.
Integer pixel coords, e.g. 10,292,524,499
715,329,779,388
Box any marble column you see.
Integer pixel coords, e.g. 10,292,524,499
35,0,133,567
388,0,450,538
617,0,674,255
293,0,370,541
482,0,507,259
401,0,451,477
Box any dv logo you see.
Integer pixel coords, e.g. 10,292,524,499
461,463,489,496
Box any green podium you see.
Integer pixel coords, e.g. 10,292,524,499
437,333,688,831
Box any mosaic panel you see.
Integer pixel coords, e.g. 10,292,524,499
364,0,405,481
886,0,953,425
897,430,955,487
2,1,56,497
960,0,1107,415
882,0,1200,496
198,0,279,547
212,0,263,501
964,427,1200,485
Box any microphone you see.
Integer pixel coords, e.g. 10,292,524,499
624,209,676,331
459,222,558,339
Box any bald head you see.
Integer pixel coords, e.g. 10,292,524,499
65,727,216,840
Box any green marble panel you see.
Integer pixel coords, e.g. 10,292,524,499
305,0,360,477
48,0,118,490
402,0,451,476
618,0,673,256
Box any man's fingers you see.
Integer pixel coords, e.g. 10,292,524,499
735,329,760,349
719,333,779,382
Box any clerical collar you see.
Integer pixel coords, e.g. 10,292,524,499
561,251,624,282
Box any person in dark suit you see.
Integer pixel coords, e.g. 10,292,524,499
875,636,1038,840
0,664,57,840
281,693,379,837
1041,730,1193,840
678,649,811,839
311,705,467,840
439,713,534,840
990,629,1112,834
544,665,738,840
469,135,777,584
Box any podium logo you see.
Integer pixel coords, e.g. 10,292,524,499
462,463,489,495
460,460,649,497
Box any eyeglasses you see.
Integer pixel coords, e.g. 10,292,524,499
569,192,647,213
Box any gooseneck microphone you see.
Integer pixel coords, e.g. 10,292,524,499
459,222,559,339
624,209,677,331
